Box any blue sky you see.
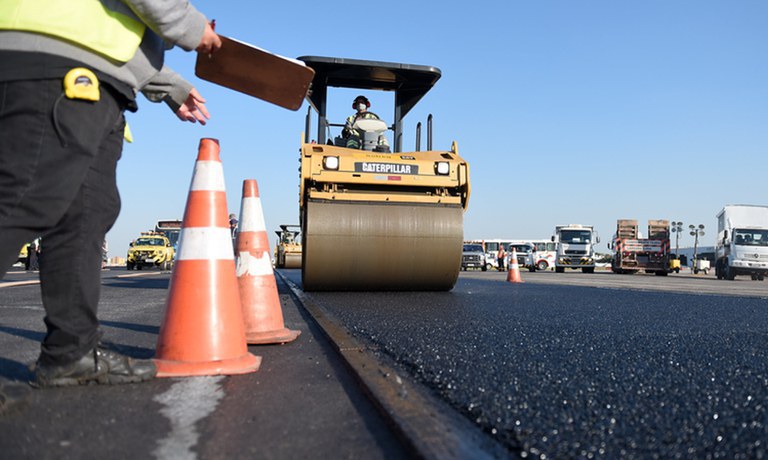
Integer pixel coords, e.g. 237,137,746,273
111,1,767,258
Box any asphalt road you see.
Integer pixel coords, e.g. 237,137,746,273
2,267,767,459
0,268,411,460
283,268,768,459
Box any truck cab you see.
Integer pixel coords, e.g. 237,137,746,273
715,205,768,281
461,243,487,271
553,224,599,273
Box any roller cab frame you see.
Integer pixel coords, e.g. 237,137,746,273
297,56,470,291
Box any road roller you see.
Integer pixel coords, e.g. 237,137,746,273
274,224,302,269
297,56,470,291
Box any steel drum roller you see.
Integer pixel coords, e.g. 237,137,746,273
283,254,302,269
302,201,463,291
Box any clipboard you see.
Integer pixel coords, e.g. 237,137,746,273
195,36,314,111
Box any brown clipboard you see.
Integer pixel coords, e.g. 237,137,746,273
195,36,314,111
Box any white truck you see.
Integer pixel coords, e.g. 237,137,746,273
715,205,768,281
552,224,599,273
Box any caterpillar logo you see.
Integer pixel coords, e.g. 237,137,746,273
355,162,419,175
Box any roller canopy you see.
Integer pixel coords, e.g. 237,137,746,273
298,56,441,118
297,56,442,150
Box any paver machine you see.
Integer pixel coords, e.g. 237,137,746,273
296,56,471,291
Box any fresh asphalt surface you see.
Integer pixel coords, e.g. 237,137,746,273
282,269,768,459
1,266,767,458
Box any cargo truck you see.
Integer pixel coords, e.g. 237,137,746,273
552,224,599,273
715,204,768,281
610,219,670,276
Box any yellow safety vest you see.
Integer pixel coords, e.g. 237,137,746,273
0,0,145,62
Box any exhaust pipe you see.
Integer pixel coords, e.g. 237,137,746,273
427,114,433,151
415,122,421,151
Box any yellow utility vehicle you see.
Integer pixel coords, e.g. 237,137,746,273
669,257,681,274
17,245,28,267
126,232,175,271
274,224,302,269
297,56,470,291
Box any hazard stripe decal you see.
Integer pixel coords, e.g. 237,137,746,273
236,251,273,277
176,227,234,260
190,161,226,192
238,197,266,232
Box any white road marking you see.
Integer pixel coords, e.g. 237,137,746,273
0,280,40,288
153,376,226,460
116,272,165,278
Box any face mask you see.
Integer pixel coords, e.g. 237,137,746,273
357,103,367,111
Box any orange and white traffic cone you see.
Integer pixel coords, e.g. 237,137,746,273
236,179,300,344
154,138,261,377
507,248,523,283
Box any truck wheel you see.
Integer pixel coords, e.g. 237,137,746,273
694,269,699,275
759,275,765,281
481,264,487,272
555,267,564,273
675,268,680,274
725,265,735,280
582,267,595,274
537,261,548,271
126,262,134,271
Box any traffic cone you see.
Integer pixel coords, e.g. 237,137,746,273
154,138,261,377
507,248,523,283
236,179,301,344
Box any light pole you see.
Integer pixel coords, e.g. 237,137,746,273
689,224,705,268
671,221,683,258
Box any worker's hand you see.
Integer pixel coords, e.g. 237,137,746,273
196,22,222,54
175,88,210,125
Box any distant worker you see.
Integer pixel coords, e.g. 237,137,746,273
102,240,109,269
26,237,41,271
497,245,507,272
342,95,390,150
229,213,239,239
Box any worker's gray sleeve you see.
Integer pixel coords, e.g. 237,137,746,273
140,65,194,112
123,0,208,51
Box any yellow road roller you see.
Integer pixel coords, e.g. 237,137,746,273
297,56,470,291
274,224,302,269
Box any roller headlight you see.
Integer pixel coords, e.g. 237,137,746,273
435,161,450,175
323,156,339,170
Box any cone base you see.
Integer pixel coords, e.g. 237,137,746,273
154,352,262,377
246,328,301,345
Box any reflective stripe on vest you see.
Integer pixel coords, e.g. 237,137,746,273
0,0,145,62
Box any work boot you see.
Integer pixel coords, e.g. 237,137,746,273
32,347,156,388
0,380,31,415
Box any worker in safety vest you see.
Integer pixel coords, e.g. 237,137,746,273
342,95,390,150
0,0,220,391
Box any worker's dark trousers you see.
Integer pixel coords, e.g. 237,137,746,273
0,78,125,366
